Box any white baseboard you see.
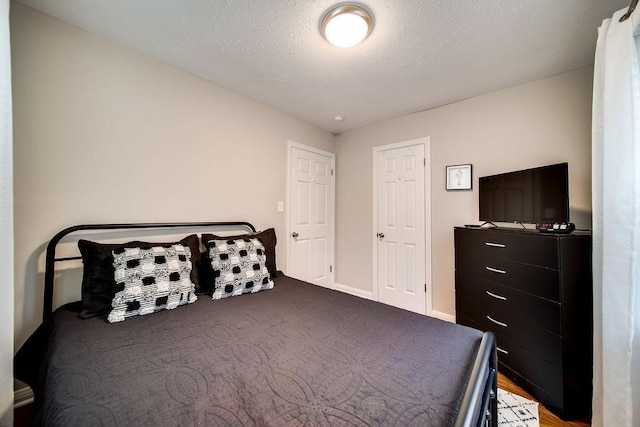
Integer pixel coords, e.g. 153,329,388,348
430,310,455,323
331,284,455,323
333,282,374,300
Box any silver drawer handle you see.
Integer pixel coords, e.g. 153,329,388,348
486,266,506,274
486,316,508,327
486,291,507,301
485,242,506,248
497,347,509,355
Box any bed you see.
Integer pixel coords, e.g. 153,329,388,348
15,221,497,426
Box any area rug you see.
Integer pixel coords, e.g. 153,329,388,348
497,388,540,427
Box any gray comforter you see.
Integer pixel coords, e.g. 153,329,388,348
18,276,483,426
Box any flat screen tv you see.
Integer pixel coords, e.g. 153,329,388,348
479,163,569,224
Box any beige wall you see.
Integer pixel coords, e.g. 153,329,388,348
335,67,593,316
1,0,13,423
11,3,335,348
11,2,594,347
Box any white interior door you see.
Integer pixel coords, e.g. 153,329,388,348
288,144,334,288
374,140,427,314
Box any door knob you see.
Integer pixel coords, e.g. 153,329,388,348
292,232,299,238
377,233,385,239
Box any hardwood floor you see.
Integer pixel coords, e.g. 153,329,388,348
498,373,590,427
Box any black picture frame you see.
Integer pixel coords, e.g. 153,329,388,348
446,164,472,191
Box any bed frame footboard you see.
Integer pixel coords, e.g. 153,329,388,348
454,331,498,427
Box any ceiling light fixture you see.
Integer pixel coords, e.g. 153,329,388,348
321,4,373,48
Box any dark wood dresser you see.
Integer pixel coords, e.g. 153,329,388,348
454,226,592,419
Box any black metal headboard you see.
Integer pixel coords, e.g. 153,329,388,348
43,221,257,320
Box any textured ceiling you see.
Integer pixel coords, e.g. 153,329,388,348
15,0,628,134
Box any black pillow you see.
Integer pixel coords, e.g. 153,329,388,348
201,228,277,294
78,234,201,319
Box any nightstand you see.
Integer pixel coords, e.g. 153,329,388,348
14,379,34,427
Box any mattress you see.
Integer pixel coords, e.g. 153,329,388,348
17,275,484,426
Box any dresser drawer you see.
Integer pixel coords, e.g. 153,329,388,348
494,337,564,408
455,228,559,268
456,253,560,301
456,272,561,334
499,363,564,416
456,293,563,366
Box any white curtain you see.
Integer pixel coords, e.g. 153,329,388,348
592,6,640,427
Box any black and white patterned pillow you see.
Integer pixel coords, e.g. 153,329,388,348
108,244,197,323
207,238,274,299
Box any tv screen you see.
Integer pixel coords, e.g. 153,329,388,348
479,163,569,224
